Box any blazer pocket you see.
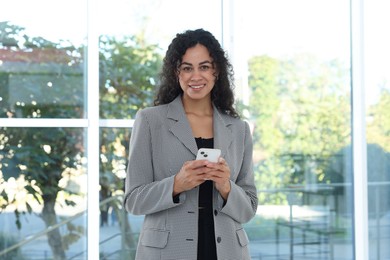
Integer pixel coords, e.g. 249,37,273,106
236,228,249,247
141,229,170,248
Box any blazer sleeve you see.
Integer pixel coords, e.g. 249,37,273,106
123,109,181,215
218,121,258,223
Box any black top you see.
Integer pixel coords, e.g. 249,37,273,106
195,137,217,260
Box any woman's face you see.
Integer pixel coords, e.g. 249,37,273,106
177,44,218,102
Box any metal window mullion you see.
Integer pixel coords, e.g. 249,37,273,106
86,0,100,258
351,0,369,259
99,119,135,128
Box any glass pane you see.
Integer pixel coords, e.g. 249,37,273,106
0,127,87,259
0,1,86,119
99,127,136,258
236,0,354,259
99,127,147,258
365,1,390,259
98,0,222,119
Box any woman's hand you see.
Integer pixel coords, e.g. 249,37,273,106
173,159,210,196
204,157,231,200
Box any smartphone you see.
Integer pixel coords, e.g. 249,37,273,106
196,148,221,163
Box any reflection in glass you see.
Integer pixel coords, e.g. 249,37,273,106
0,127,87,259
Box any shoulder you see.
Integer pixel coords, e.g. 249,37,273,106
218,110,247,128
132,105,168,131
136,96,181,119
135,104,169,119
219,112,252,140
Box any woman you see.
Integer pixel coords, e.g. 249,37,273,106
124,28,258,260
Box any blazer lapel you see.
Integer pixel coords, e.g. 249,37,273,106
213,106,233,158
166,96,233,158
167,96,198,156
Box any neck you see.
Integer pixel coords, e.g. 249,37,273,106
182,96,213,116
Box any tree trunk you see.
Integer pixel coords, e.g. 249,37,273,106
41,194,66,260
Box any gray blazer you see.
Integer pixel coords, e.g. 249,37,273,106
124,96,258,260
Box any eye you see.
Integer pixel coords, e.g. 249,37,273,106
180,66,193,72
199,65,211,71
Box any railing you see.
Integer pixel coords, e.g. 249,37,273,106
2,182,389,259
68,229,138,260
0,195,125,259
0,210,85,257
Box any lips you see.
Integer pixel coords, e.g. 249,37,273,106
189,84,205,89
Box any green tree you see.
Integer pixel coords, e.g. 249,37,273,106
367,88,390,152
99,34,162,118
0,21,162,259
248,54,351,204
0,21,85,259
98,34,162,258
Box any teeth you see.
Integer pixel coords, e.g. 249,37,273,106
191,85,203,89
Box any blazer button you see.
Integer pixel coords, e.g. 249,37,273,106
217,237,222,243
214,210,218,216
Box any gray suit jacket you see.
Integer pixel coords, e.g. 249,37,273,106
124,96,258,260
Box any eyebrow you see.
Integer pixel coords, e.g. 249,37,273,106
179,60,213,67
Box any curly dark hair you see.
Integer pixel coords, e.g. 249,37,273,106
154,28,239,118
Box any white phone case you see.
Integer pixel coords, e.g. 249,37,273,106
196,148,221,163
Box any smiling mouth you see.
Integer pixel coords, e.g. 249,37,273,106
190,84,205,89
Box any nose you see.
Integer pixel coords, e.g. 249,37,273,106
190,68,203,81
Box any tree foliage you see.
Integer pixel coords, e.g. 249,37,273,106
248,54,351,204
0,21,162,259
98,34,162,233
99,34,162,119
367,89,390,152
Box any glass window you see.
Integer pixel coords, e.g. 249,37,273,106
0,127,87,259
1,0,383,259
0,0,88,259
99,127,139,258
235,0,354,258
0,1,86,119
365,1,390,259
